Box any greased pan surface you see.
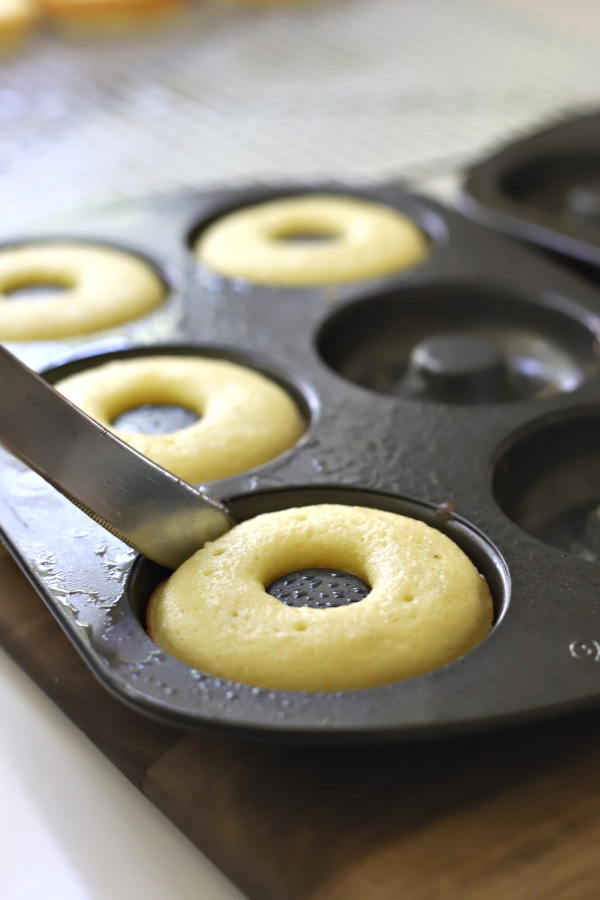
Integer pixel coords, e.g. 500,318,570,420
462,111,600,271
3,183,600,741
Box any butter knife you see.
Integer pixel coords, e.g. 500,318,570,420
0,346,235,569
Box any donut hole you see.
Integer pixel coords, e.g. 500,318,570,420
267,568,371,609
3,274,75,301
113,403,200,436
270,225,341,244
104,378,205,437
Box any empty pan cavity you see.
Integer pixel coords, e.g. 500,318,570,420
494,409,600,562
502,152,600,228
317,283,600,405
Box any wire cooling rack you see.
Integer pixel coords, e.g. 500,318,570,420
2,0,600,225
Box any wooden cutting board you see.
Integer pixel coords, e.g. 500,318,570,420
3,546,600,900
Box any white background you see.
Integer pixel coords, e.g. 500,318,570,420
0,649,244,900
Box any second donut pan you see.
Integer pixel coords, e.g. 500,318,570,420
4,183,600,741
462,110,600,277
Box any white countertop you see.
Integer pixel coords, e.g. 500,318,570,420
0,648,246,900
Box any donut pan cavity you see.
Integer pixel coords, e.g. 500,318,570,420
4,184,600,741
462,111,600,278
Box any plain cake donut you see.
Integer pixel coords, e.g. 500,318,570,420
147,504,493,691
43,0,185,31
56,355,305,483
0,242,165,341
0,0,37,48
194,194,429,287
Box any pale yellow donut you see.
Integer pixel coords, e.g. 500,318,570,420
56,355,305,483
215,0,315,5
147,504,493,691
194,194,429,287
0,0,37,48
43,0,185,32
0,243,166,341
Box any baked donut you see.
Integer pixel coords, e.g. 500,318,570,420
215,0,314,5
56,355,305,482
147,504,493,691
194,194,429,287
0,243,165,341
43,0,185,31
0,0,37,48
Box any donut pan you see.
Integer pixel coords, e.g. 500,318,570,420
5,182,600,742
462,111,600,275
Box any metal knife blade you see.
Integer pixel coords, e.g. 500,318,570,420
0,346,235,569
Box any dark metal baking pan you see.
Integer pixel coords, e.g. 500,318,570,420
4,184,600,741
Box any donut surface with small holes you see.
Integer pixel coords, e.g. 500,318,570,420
147,504,493,691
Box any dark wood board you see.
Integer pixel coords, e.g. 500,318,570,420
2,545,600,900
